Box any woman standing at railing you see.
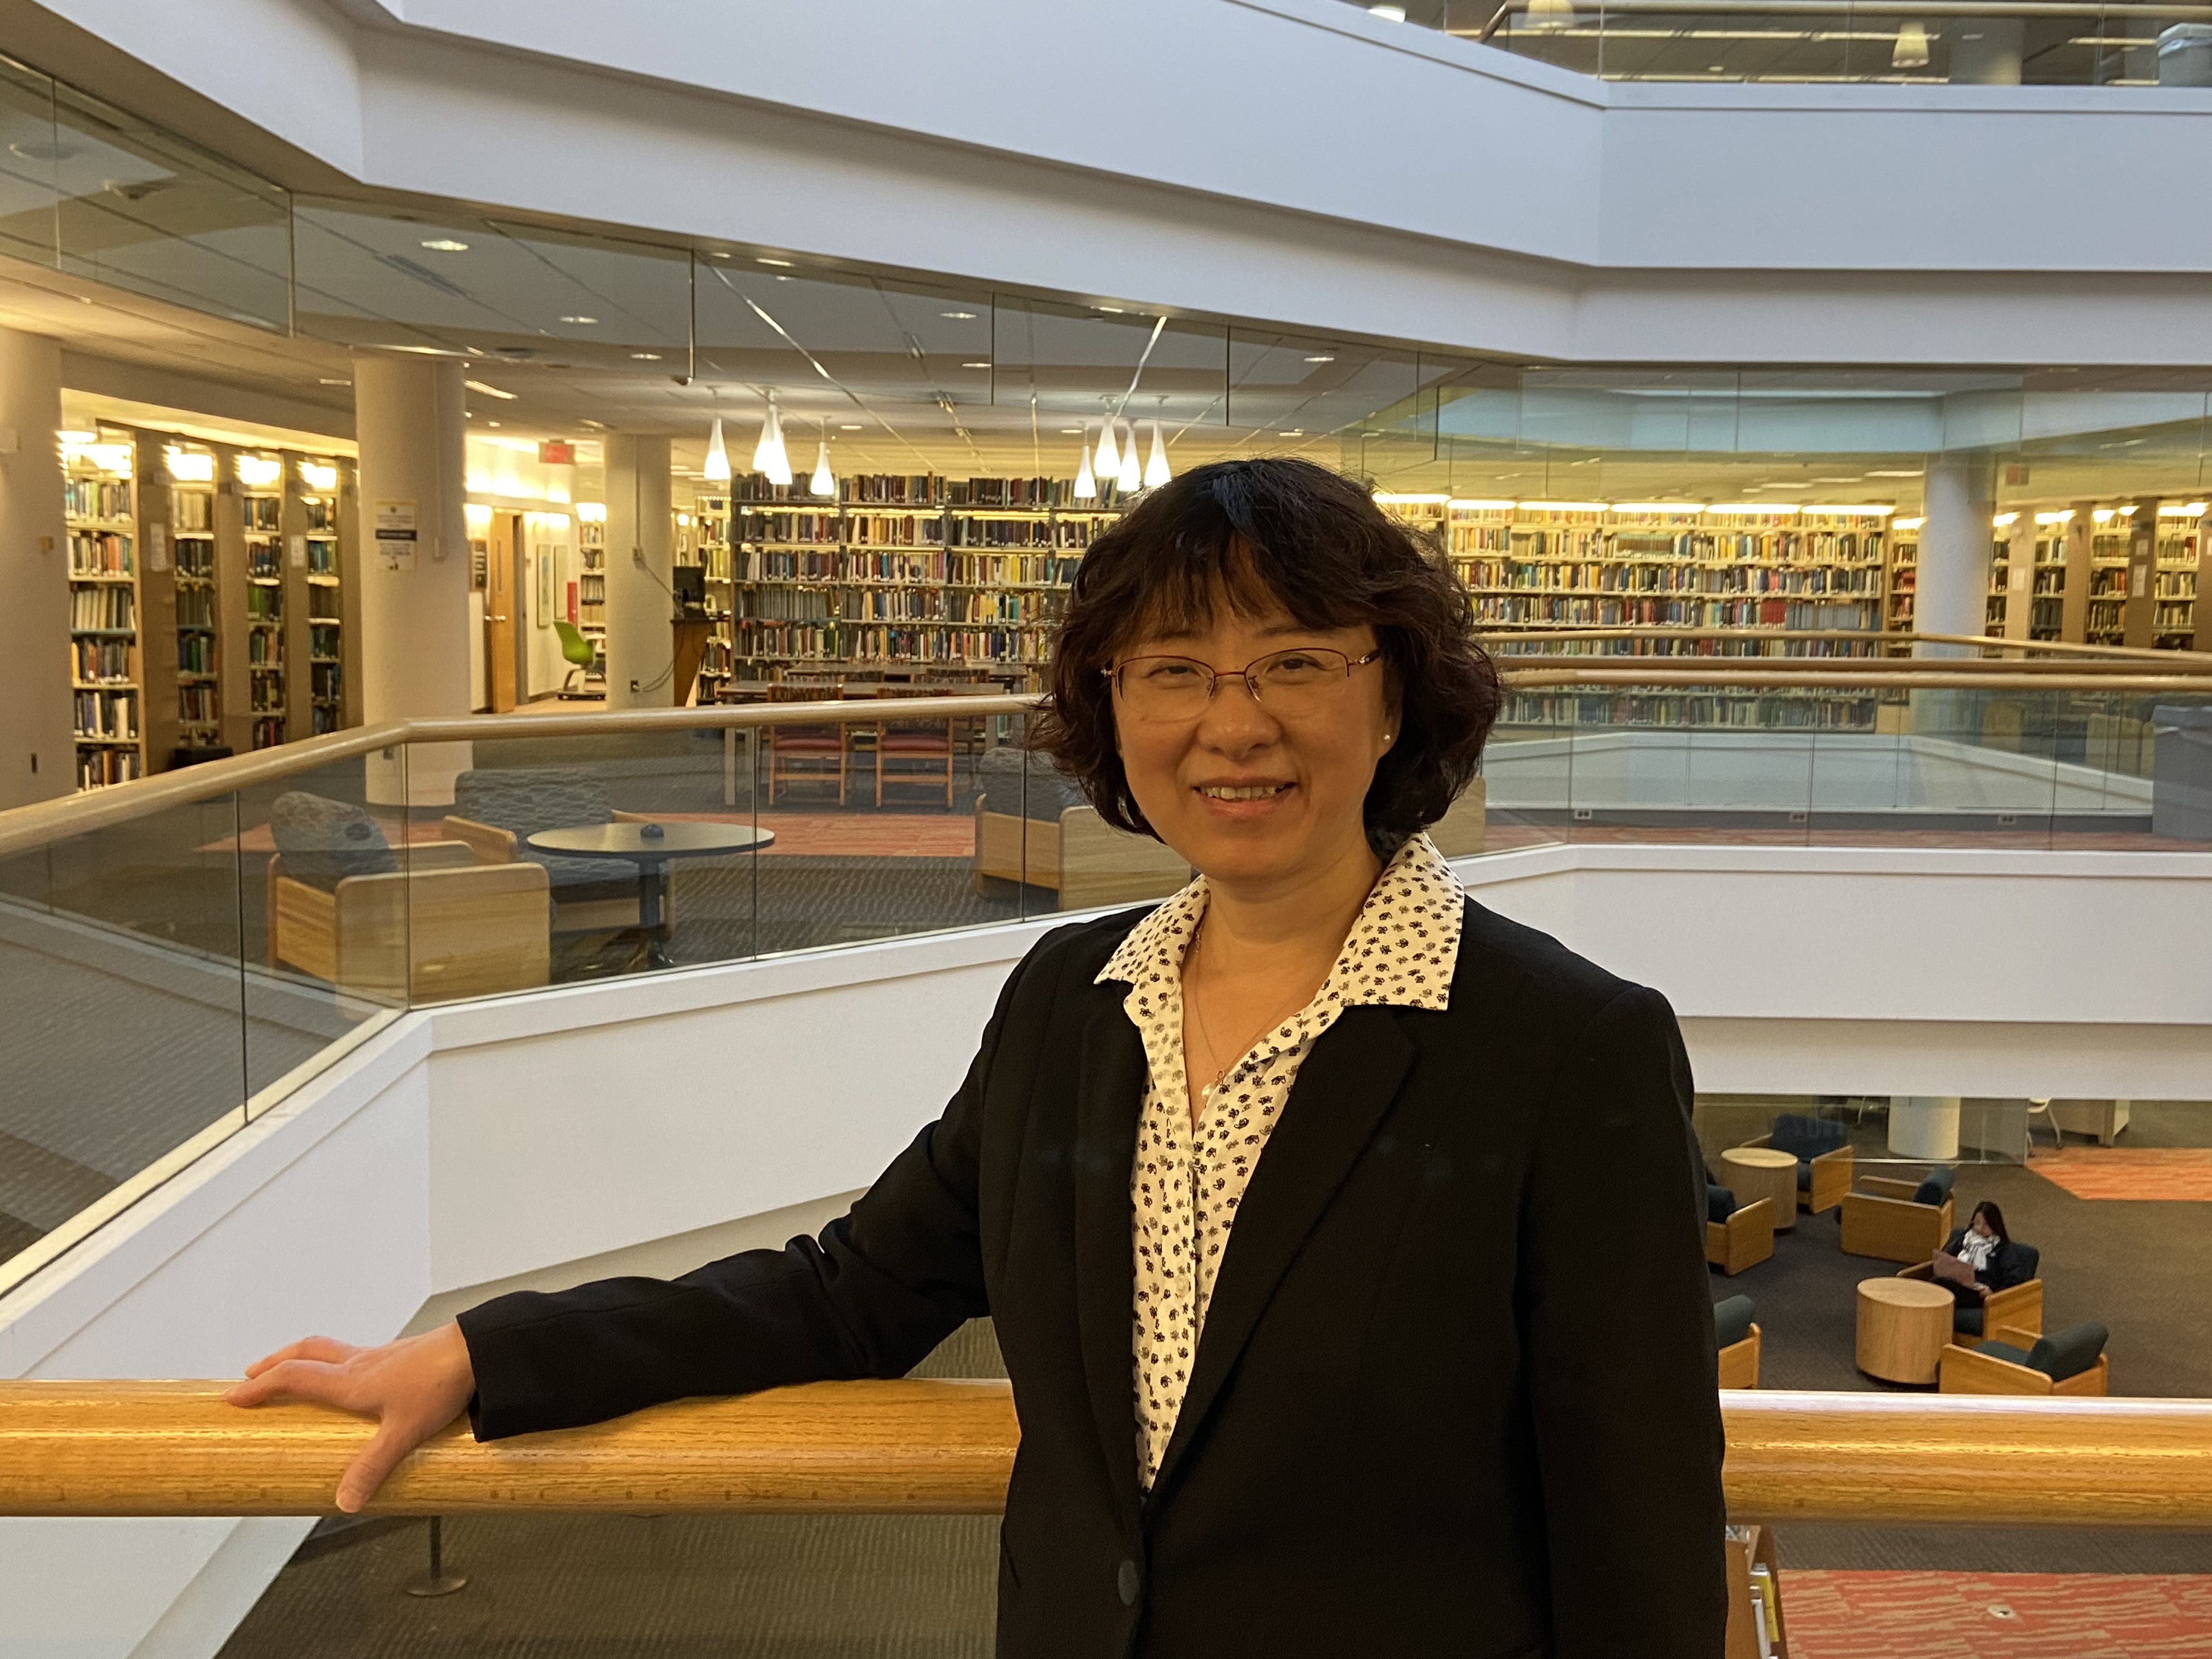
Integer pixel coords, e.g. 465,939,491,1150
232,459,1726,1658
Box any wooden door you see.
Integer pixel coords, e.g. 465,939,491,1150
486,512,517,713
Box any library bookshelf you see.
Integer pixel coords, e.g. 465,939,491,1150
577,507,607,673
64,438,142,789
680,473,1127,690
60,427,357,787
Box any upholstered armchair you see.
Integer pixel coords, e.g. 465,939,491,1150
1939,1321,2107,1396
441,766,661,934
1714,1294,1761,1389
1740,1113,1853,1215
1898,1243,2042,1347
266,791,549,1001
1841,1165,1956,1263
1706,1185,1775,1277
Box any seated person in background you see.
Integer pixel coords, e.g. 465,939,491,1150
1932,1200,2033,1307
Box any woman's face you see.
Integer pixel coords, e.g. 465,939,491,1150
1970,1213,1995,1239
1110,597,1396,891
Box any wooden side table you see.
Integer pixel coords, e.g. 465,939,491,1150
1855,1277,1956,1385
1721,1147,1801,1232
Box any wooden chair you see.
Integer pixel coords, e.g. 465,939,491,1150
1897,1255,2043,1350
1939,1321,2107,1396
766,685,851,805
1739,1113,1853,1216
1713,1294,1761,1389
268,845,549,1001
1840,1167,1956,1264
872,690,956,808
1707,1188,1775,1277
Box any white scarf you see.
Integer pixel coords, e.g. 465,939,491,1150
1957,1229,1999,1271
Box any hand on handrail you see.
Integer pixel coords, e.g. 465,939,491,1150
225,1322,476,1513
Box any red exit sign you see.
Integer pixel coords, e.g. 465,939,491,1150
539,439,575,465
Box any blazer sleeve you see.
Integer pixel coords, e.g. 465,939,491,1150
455,938,1032,1441
1943,1227,1968,1256
1519,984,1729,1659
1985,1243,2033,1292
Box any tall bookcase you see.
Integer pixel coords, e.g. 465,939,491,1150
707,473,1124,685
292,456,358,735
239,456,288,750
163,442,223,759
64,436,142,789
576,505,607,670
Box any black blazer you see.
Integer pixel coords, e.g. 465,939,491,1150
459,897,1728,1659
1942,1228,2035,1293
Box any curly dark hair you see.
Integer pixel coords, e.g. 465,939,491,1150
1031,458,1502,851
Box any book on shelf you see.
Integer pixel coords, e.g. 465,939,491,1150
71,586,136,630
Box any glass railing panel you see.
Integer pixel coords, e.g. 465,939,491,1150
0,54,60,269
1479,685,1577,853
232,751,418,1100
0,794,249,1281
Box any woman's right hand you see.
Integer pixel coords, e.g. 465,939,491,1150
225,1322,477,1513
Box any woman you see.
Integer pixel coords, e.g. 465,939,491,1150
1941,1200,2032,1307
232,460,1726,1657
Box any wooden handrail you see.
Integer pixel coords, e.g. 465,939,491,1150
4,1380,2211,1525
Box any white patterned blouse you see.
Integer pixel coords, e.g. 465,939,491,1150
1094,831,1467,1492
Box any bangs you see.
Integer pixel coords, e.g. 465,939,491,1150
1111,529,1371,657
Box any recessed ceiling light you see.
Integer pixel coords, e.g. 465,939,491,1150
757,257,793,267
941,311,978,320
420,238,469,252
560,315,599,325
464,380,517,400
630,352,663,361
962,361,991,369
1304,355,1336,363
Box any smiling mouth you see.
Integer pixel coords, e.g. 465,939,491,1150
1198,783,1291,801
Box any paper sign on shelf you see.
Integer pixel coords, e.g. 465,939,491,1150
148,523,169,572
375,498,417,571
288,533,307,569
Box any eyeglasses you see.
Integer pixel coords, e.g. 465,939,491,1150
1104,647,1381,724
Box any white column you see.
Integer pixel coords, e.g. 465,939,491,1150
354,356,471,805
1914,455,1993,654
0,326,75,808
1889,1096,1962,1161
603,434,673,711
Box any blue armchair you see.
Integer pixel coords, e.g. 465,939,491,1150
1740,1113,1853,1215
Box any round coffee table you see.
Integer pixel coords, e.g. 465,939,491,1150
1855,1277,1956,1385
527,821,774,968
1720,1146,1801,1232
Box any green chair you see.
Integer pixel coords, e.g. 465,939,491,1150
554,620,600,698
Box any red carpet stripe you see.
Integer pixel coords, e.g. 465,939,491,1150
1782,1571,2212,1657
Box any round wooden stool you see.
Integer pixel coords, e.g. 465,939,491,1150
1721,1146,1801,1232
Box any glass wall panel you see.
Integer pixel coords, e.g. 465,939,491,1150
0,55,58,269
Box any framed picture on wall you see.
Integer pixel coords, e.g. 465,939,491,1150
535,546,553,627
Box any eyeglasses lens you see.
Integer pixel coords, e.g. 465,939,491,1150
1118,649,1352,721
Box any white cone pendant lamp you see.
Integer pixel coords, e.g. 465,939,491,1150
703,414,732,483
753,394,793,487
1144,420,1171,488
1074,425,1098,501
1115,420,1141,492
1093,416,1120,483
810,433,834,497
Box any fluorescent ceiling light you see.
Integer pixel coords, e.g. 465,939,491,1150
1611,502,1705,515
840,424,864,431
464,380,517,400
1448,499,1519,511
1372,492,1449,505
235,454,282,489
962,362,991,370
419,239,469,252
1521,500,1611,513
300,460,339,491
577,501,607,523
57,428,97,443
318,376,351,386
2092,508,2115,523
1806,504,1893,516
940,311,978,320
560,315,598,325
631,352,662,361
2034,509,2074,525
757,257,793,267
1867,469,1925,477
1304,355,1336,364
1892,517,1926,531
1708,503,1801,515
165,445,213,483
1369,4,1407,18
2158,501,2209,516
1991,512,2019,527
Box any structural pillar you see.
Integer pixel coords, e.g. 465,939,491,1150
1889,1097,1962,1161
2122,499,2162,650
1915,454,1994,654
603,435,674,711
2059,500,2093,644
354,356,471,805
0,326,75,809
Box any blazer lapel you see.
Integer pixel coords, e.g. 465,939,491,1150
1071,997,1147,1526
1149,1003,1416,1499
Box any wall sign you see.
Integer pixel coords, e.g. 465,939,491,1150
374,498,417,571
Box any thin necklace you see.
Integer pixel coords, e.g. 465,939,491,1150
1186,915,1235,1096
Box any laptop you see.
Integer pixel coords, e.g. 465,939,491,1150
1929,1250,1979,1286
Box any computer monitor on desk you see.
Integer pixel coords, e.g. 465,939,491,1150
672,565,707,617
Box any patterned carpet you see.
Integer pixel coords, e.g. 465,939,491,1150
2029,1149,2212,1203
1782,1571,2212,1658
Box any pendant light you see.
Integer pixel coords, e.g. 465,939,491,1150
703,414,732,483
1074,425,1098,501
1115,419,1141,493
810,426,835,497
1892,19,1931,66
1093,415,1120,483
1144,420,1172,488
754,393,792,487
